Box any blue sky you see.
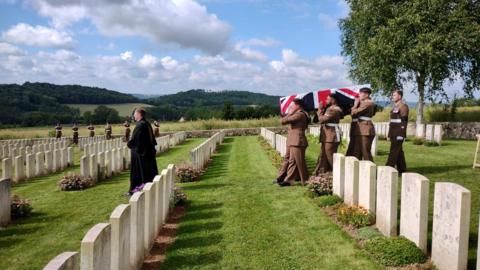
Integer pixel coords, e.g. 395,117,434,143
0,0,466,102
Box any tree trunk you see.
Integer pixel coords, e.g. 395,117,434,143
416,74,425,125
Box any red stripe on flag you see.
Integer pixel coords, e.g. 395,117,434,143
338,88,359,98
316,90,331,108
281,95,296,114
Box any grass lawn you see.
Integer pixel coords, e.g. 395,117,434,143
307,136,480,269
164,136,381,269
0,138,204,270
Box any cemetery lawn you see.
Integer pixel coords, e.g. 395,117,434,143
164,136,381,269
0,138,204,270
308,137,480,269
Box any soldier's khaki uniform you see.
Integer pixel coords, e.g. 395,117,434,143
345,117,358,156
72,126,79,144
386,101,409,173
105,124,112,140
313,105,343,174
351,98,376,161
124,123,131,142
55,125,62,139
277,110,309,184
88,125,95,137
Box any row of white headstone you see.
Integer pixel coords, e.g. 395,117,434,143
169,131,187,147
309,122,443,144
83,138,126,157
155,135,170,154
2,147,74,182
260,128,276,148
0,136,72,149
0,139,71,160
43,164,177,270
80,146,131,182
190,131,225,170
78,135,123,150
416,123,444,144
332,153,474,270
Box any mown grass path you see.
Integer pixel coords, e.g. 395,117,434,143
0,138,204,270
163,136,380,269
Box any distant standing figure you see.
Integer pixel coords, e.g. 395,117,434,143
276,99,310,186
72,123,79,144
386,89,409,173
313,94,343,174
55,123,62,139
351,87,376,161
123,121,131,142
105,122,112,140
153,121,160,137
88,124,95,137
127,108,158,195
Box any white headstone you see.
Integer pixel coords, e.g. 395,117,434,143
14,155,25,182
431,182,471,270
434,124,443,145
376,166,398,236
35,152,46,176
400,173,429,252
335,155,348,190
0,178,11,227
358,160,376,213
2,158,12,180
129,192,145,270
371,135,378,157
45,150,53,173
81,223,111,270
415,123,425,138
143,183,155,252
43,251,79,270
425,124,434,142
25,153,35,179
344,156,359,205
110,204,131,270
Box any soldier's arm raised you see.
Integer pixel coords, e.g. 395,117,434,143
281,112,303,125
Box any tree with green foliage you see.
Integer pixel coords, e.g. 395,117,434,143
90,106,121,124
340,0,480,124
222,102,235,120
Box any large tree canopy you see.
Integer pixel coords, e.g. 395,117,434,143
340,0,480,123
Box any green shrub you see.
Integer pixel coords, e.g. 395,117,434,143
337,205,375,228
58,174,96,191
306,173,333,197
364,236,426,267
424,141,440,147
313,195,342,207
176,163,204,182
411,137,425,145
355,227,383,241
11,194,32,218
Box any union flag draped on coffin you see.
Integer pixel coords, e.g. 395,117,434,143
279,84,371,116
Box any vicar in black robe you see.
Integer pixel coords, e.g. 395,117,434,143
127,108,158,194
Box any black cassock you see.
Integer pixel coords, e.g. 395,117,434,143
127,119,158,192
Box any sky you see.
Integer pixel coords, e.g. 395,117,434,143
0,0,467,102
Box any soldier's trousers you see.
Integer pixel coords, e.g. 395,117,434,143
277,145,290,181
386,139,407,173
346,133,356,156
314,142,339,175
278,146,308,183
354,135,374,161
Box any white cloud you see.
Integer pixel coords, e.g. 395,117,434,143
2,23,75,48
318,13,338,30
230,44,268,62
239,37,280,47
138,54,159,69
120,51,133,61
26,0,231,54
0,42,24,55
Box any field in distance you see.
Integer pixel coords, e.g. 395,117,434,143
67,103,153,117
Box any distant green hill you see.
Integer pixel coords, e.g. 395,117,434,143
0,83,280,126
0,82,139,126
146,89,279,107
